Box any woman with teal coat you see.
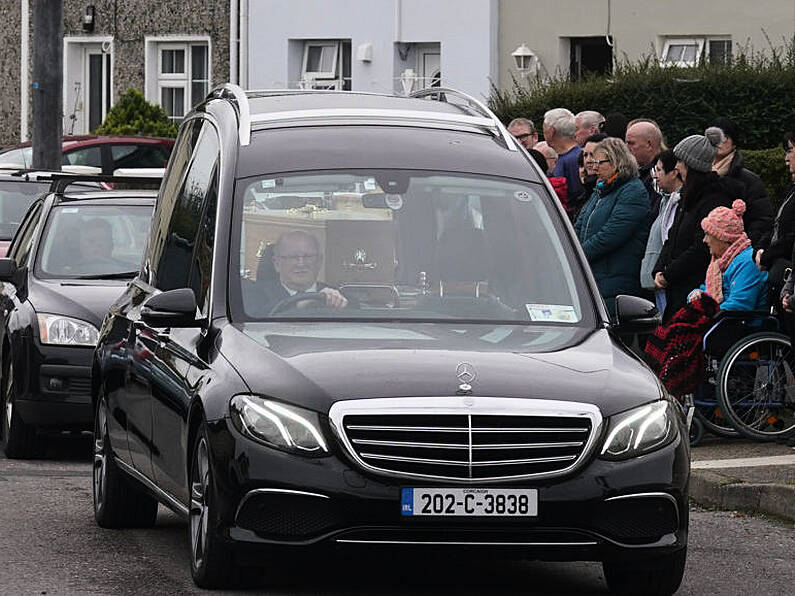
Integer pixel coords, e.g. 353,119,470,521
574,137,651,318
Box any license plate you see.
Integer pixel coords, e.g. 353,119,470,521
401,488,538,517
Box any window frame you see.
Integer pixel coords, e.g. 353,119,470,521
302,41,340,79
660,38,705,67
145,36,212,122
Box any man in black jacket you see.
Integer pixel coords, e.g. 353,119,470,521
710,117,774,248
243,230,348,316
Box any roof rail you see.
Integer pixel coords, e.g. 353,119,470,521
410,87,517,151
48,174,163,196
249,108,496,131
207,83,251,146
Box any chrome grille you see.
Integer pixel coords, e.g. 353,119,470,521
339,410,595,481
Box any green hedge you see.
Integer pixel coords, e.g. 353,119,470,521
490,48,795,151
93,89,178,138
743,147,792,208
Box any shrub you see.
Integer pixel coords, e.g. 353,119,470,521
490,43,795,151
743,147,792,208
93,89,178,138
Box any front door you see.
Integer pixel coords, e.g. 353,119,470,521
64,41,113,135
417,44,441,90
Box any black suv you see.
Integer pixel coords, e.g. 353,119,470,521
92,85,689,594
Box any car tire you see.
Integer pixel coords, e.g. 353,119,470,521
93,394,158,528
189,423,235,589
602,547,687,595
1,359,37,459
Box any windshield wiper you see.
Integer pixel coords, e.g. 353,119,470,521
72,271,139,280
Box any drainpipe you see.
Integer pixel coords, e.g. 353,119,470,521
21,0,29,141
230,0,238,84
240,0,249,89
394,0,401,42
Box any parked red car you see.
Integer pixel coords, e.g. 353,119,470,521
0,136,174,175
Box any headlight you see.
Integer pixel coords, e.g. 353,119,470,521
37,313,99,346
229,394,329,456
600,400,679,460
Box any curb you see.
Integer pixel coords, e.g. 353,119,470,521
689,469,795,522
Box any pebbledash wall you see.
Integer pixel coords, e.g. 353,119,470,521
0,0,25,147
0,1,229,147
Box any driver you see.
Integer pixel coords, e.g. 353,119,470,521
256,230,348,313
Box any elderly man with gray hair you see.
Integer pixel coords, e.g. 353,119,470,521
574,110,605,147
507,117,538,150
543,108,583,199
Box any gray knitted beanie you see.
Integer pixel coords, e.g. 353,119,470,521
673,127,724,173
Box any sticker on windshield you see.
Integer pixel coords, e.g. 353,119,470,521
364,177,377,191
514,190,531,202
260,179,276,189
525,304,578,323
385,194,403,210
61,207,78,213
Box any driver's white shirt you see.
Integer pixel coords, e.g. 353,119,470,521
282,283,317,296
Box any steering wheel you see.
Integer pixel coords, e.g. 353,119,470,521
268,292,328,315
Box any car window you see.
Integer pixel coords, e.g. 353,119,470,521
63,146,103,168
231,171,589,325
36,204,153,278
150,120,219,293
0,181,50,240
0,148,31,168
111,144,172,170
9,202,43,268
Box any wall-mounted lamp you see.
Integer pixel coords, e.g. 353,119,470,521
82,5,95,33
511,43,537,72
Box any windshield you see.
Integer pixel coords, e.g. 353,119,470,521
36,204,153,279
0,181,49,239
230,170,591,325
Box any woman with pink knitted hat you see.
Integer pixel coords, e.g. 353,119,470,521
687,199,768,312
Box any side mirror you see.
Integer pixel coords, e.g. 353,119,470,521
0,258,18,283
614,295,660,333
140,288,203,328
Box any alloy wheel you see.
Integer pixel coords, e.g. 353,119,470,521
93,401,107,509
190,436,210,570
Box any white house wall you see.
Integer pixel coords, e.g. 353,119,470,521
246,0,497,98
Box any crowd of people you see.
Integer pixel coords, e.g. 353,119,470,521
509,108,795,410
507,109,795,329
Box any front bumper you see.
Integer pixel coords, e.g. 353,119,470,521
15,345,93,429
209,418,690,562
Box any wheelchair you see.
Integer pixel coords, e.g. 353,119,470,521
688,310,795,445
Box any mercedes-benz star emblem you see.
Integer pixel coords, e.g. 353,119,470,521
456,362,476,394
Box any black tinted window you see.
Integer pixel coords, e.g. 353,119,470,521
153,120,219,292
9,203,43,267
111,144,172,170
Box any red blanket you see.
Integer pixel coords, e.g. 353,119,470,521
644,293,719,399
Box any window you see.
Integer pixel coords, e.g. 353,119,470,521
9,203,43,268
709,39,732,65
111,144,172,170
151,40,210,122
300,40,351,90
661,37,731,67
63,146,103,168
152,120,219,293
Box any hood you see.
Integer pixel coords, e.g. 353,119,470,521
28,278,129,327
220,322,663,418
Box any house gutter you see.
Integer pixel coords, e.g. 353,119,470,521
230,0,238,84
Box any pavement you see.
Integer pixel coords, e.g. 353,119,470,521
689,434,795,522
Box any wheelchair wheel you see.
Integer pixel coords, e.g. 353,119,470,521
689,416,705,446
693,406,739,438
716,332,795,441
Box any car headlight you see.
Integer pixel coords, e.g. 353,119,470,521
37,313,99,346
229,394,329,456
600,400,679,460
